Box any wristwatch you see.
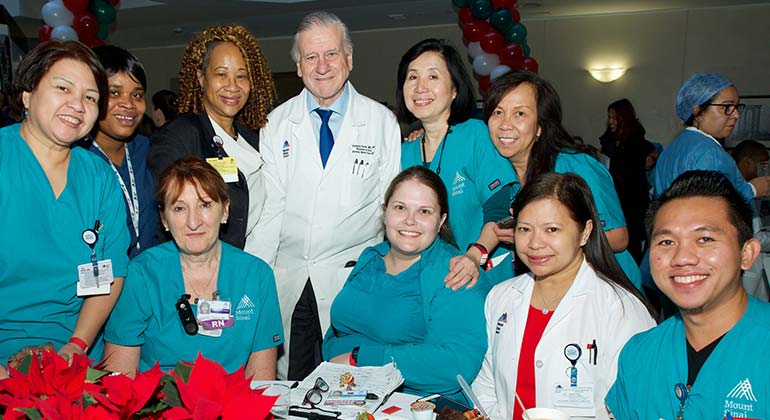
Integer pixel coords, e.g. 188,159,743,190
466,243,489,266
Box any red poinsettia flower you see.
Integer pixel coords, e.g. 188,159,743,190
166,354,277,420
87,363,164,418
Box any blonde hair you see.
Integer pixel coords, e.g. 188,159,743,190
177,25,276,130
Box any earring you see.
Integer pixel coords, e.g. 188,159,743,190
164,226,169,231
221,219,228,224
24,108,29,118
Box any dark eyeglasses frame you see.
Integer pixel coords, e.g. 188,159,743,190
289,377,340,419
704,102,746,116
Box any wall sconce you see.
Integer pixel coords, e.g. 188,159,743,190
588,67,627,83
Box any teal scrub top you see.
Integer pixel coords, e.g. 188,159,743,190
0,124,129,364
323,239,489,401
484,150,642,290
606,297,770,419
401,119,517,283
104,241,284,373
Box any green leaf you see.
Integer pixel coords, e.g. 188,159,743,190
174,362,192,383
135,399,170,415
16,407,42,420
160,375,183,408
17,354,32,375
86,367,110,383
83,392,97,407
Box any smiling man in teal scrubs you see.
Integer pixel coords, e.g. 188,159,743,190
606,170,770,420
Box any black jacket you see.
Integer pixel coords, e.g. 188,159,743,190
148,111,259,249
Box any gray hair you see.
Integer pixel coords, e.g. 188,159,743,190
290,11,353,63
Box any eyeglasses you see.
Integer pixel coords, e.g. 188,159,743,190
704,103,746,116
303,377,330,407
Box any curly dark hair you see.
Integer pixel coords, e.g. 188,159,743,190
177,25,276,130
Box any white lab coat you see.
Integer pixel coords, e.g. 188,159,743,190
255,83,401,378
743,202,770,300
472,259,655,420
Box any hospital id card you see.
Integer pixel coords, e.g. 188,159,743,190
206,157,238,183
553,383,594,408
77,259,114,296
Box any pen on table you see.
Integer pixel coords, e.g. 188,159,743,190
592,339,597,365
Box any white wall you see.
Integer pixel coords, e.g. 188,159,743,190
132,3,770,147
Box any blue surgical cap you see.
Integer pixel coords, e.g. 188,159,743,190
675,72,733,122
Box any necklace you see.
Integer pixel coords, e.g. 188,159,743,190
182,260,219,304
535,284,560,315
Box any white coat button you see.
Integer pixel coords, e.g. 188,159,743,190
303,255,309,260
536,360,543,368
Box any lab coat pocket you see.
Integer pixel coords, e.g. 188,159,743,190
343,157,378,207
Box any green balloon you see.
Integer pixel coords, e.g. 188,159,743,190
503,23,527,44
452,0,471,8
490,8,514,32
470,0,493,20
522,42,531,58
93,0,116,24
97,22,110,40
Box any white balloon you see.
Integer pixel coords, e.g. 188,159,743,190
490,65,512,81
51,25,79,41
467,42,483,59
42,1,74,28
472,53,500,77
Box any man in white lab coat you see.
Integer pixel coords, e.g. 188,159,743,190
255,11,401,380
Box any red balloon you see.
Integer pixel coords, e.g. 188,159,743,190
510,7,521,23
500,42,524,68
63,0,89,13
73,12,99,41
522,57,539,73
39,25,53,42
108,0,120,6
462,21,491,43
480,31,505,54
478,75,492,94
492,0,518,9
458,7,474,24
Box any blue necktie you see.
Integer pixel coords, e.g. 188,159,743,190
315,108,334,168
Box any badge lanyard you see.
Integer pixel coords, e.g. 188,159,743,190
564,343,582,387
92,142,140,251
674,383,688,420
82,220,100,284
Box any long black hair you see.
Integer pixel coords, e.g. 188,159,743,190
513,172,656,317
484,70,598,185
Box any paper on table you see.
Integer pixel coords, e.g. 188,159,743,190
292,362,404,420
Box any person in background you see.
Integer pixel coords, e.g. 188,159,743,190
0,90,17,127
152,89,178,128
149,24,276,251
473,173,654,420
479,71,642,290
654,72,770,200
103,157,283,378
80,45,158,258
732,139,770,300
398,38,516,286
599,98,654,263
324,166,487,400
256,11,401,380
606,170,770,419
0,40,128,377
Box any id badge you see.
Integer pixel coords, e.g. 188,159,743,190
77,259,114,296
552,382,594,408
197,300,232,336
206,157,238,183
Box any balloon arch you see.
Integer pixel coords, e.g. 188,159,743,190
38,0,120,47
453,0,538,97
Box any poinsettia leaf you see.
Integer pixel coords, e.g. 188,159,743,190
161,406,193,419
135,398,170,416
130,363,164,413
85,367,110,383
174,362,193,384
161,375,183,408
15,407,42,420
15,354,32,375
191,397,221,420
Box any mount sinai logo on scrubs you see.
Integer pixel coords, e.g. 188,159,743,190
723,378,758,419
236,294,255,321
452,171,466,196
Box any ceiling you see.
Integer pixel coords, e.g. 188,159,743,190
10,0,770,49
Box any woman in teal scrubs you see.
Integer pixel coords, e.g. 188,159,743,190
323,166,488,400
397,39,517,285
480,71,642,289
0,41,129,376
103,158,283,378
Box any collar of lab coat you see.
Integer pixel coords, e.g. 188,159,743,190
510,257,594,329
286,81,366,128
